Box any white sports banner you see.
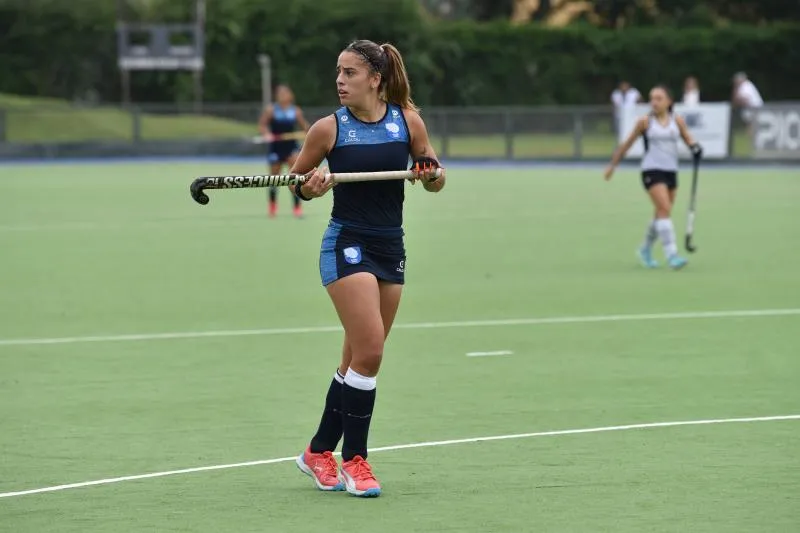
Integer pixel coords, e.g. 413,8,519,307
618,102,731,159
752,105,800,159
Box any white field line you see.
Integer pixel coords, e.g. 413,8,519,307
1,308,798,348
466,350,513,357
0,414,797,500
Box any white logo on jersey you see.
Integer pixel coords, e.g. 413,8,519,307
345,129,359,143
340,115,348,123
385,122,400,139
392,109,399,117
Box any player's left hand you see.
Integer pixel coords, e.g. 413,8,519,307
690,143,703,160
410,157,442,184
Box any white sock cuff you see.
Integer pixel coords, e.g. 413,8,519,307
344,368,376,391
655,218,673,230
334,369,345,384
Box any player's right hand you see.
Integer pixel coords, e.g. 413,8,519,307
263,132,276,143
300,167,334,199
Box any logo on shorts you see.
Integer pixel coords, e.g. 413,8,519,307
385,122,400,139
396,260,405,273
343,247,362,264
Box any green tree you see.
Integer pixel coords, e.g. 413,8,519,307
424,0,800,25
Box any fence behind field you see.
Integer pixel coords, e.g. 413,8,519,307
0,102,797,161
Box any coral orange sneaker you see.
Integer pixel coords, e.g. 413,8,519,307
268,201,277,218
339,455,381,497
293,204,304,219
296,448,344,491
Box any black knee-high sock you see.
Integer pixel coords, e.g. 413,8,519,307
309,370,345,453
268,186,277,203
341,377,377,461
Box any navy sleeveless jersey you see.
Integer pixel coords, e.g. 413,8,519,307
326,104,411,229
270,104,298,151
270,104,298,135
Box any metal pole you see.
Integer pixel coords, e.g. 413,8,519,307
197,0,206,23
573,110,584,159
504,108,514,159
195,0,205,114
258,54,272,108
121,69,131,106
132,107,141,143
194,70,203,114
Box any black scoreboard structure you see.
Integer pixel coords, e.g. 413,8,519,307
116,0,206,109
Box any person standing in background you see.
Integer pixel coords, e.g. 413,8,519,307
731,72,764,136
682,77,700,106
258,84,310,218
611,80,642,134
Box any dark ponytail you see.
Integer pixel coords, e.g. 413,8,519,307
344,39,418,112
380,43,417,112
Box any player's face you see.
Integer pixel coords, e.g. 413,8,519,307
649,89,670,114
276,86,293,105
336,51,380,107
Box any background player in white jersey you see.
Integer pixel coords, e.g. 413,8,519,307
604,85,702,270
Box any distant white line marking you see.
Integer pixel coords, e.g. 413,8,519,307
466,350,513,357
1,308,798,348
0,414,797,499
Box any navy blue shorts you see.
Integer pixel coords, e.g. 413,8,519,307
268,141,298,164
319,220,406,286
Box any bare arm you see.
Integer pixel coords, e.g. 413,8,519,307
731,86,746,107
403,108,445,193
290,115,337,199
675,115,696,147
257,105,273,136
295,106,311,132
676,114,703,160
290,115,335,174
607,116,648,170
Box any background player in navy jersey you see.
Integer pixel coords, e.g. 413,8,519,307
257,84,310,218
604,85,702,270
287,39,445,497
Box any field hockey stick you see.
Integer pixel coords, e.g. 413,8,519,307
190,169,442,205
684,155,701,253
249,131,307,144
